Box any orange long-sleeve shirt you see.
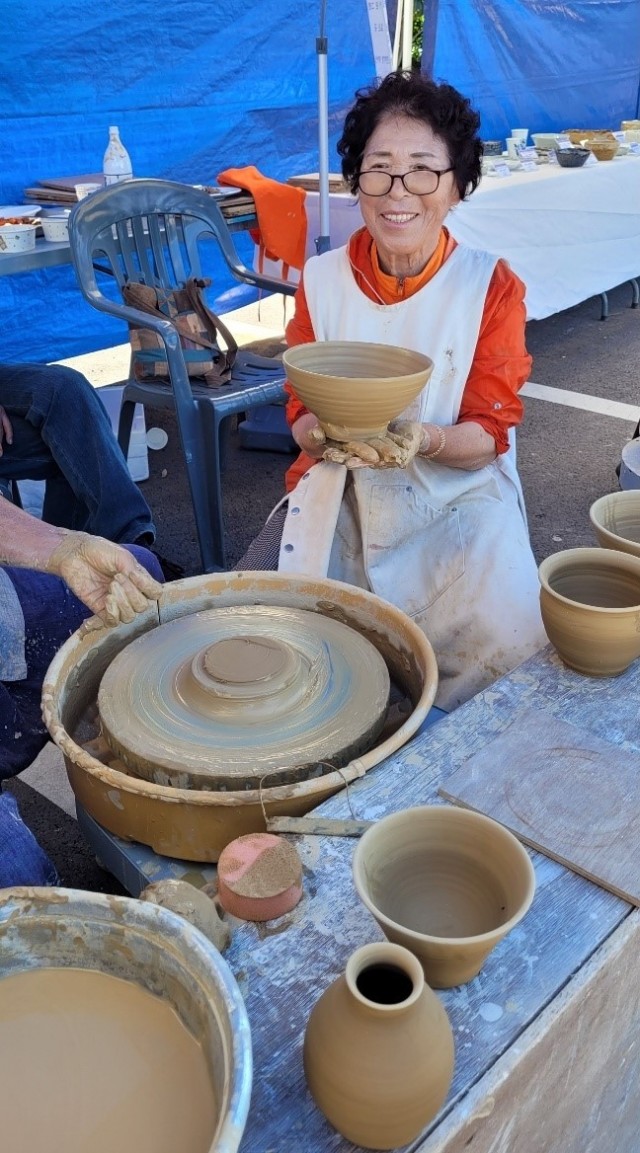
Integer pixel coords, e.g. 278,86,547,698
283,226,531,492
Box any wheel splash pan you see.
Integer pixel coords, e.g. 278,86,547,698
42,572,438,862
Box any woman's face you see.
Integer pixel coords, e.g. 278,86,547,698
358,113,460,277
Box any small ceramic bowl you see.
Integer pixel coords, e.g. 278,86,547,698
554,148,591,168
585,139,619,162
532,132,559,151
282,341,433,441
352,804,535,988
590,491,640,558
538,547,640,676
482,140,502,156
0,223,36,253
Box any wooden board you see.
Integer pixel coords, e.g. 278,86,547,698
287,172,348,192
439,706,640,905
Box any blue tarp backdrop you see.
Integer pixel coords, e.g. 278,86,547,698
424,0,640,143
1,0,377,363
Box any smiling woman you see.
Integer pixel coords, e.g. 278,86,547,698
239,70,546,712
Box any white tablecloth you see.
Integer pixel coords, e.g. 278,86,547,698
298,157,640,320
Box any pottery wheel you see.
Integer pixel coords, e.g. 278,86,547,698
98,605,390,790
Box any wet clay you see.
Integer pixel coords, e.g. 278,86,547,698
97,604,390,790
217,833,303,921
0,967,217,1153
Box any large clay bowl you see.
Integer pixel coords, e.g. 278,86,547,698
42,572,438,861
282,341,433,441
538,547,640,676
352,805,535,988
589,491,640,559
0,887,251,1153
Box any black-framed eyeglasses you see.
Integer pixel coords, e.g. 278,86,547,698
357,168,454,197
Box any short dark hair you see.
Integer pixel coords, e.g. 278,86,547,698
338,70,482,201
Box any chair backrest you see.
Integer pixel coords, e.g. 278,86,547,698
68,178,293,400
69,178,277,305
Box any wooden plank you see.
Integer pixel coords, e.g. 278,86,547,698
416,911,640,1153
439,706,640,905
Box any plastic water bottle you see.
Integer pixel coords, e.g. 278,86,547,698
103,126,133,185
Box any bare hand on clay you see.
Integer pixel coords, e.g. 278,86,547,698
46,531,163,627
322,420,425,469
0,406,13,454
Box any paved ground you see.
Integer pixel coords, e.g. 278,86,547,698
8,279,640,891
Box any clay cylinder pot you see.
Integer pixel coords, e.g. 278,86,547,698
303,942,454,1149
589,491,640,559
352,805,535,988
538,547,640,676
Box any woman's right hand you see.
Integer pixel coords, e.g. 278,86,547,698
291,412,328,459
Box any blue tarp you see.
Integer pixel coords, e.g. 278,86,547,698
1,0,376,363
424,0,640,144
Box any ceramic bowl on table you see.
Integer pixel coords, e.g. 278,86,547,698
584,139,619,162
532,133,560,151
554,147,591,168
589,491,640,558
0,222,37,253
352,804,536,988
564,129,616,146
538,547,640,676
282,341,433,441
482,140,503,156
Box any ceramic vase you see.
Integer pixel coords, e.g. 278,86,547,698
538,547,640,676
303,942,454,1150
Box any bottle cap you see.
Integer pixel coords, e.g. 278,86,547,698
109,125,118,134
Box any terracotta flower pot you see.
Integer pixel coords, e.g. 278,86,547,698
589,490,640,559
538,547,640,676
352,805,535,988
303,942,454,1149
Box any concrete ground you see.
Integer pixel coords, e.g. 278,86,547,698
7,280,640,891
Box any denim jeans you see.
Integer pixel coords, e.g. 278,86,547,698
0,792,59,886
0,362,155,543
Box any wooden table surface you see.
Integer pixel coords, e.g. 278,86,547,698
226,642,640,1152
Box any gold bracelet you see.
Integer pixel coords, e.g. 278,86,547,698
423,425,446,460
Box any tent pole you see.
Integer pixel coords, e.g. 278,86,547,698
316,0,331,254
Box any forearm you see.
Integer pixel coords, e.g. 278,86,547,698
419,421,497,471
0,498,67,570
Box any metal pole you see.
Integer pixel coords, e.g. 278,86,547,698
316,0,331,254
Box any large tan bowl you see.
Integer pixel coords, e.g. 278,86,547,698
282,341,433,441
42,572,438,861
538,547,640,676
590,490,640,558
352,805,535,988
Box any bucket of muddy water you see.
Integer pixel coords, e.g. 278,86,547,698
0,887,252,1153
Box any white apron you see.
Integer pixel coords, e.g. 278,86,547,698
278,243,546,709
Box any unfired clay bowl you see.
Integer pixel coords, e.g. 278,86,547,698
282,341,433,441
352,805,535,988
538,547,640,676
589,491,640,559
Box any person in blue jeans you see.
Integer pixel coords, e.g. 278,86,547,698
0,498,163,886
0,362,155,543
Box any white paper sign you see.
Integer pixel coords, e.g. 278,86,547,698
521,160,537,172
492,163,511,177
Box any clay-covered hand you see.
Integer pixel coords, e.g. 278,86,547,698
46,530,163,627
322,420,425,469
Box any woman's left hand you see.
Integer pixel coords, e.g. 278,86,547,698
323,420,424,469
